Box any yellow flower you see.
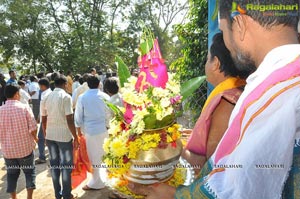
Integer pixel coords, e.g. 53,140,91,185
108,120,122,136
110,138,127,157
167,135,173,143
141,142,158,150
128,141,140,159
167,168,186,187
141,133,154,143
173,123,181,129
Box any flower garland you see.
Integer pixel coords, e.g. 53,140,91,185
102,73,186,198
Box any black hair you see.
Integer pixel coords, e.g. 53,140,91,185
78,77,84,85
219,0,299,30
9,70,15,75
37,72,45,79
104,77,119,95
210,33,236,77
87,75,100,89
17,80,25,86
29,75,38,82
5,84,20,98
74,74,81,81
106,73,112,79
67,70,72,75
54,75,67,87
50,72,59,81
38,78,50,88
90,68,96,73
210,32,253,78
82,73,90,83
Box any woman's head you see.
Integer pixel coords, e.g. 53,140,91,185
205,32,248,86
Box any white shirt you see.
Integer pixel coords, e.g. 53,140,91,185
41,88,73,142
72,82,89,109
40,88,52,120
28,82,40,99
72,81,80,93
109,93,123,107
19,88,31,105
206,45,300,199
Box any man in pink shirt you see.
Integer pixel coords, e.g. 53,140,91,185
0,84,37,199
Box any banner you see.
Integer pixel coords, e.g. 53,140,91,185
208,0,220,48
207,0,220,95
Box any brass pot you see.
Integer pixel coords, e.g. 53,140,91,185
123,139,182,185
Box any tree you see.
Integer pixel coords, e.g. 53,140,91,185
0,0,189,75
171,0,208,121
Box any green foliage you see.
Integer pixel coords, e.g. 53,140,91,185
171,0,208,121
0,0,188,75
115,56,131,87
181,75,206,101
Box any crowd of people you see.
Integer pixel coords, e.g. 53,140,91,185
0,0,299,199
0,68,124,199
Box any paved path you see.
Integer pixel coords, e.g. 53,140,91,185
0,147,115,199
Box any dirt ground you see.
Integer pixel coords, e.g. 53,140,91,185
0,147,116,199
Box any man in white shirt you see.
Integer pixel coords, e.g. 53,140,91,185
75,75,110,190
103,77,123,107
72,73,89,109
41,75,78,199
35,78,52,164
17,80,31,105
72,74,81,93
129,0,300,198
28,76,40,121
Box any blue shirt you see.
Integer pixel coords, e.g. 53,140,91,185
6,78,17,84
74,89,110,136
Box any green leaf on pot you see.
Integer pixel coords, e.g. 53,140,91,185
105,101,124,121
157,114,175,128
181,76,206,101
139,39,153,56
116,56,131,88
144,114,157,129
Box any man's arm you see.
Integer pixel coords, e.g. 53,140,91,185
40,96,48,136
74,95,84,136
31,128,38,142
206,98,234,158
29,91,36,97
41,116,47,137
25,106,38,141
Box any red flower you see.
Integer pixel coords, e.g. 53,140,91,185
171,141,177,148
120,122,126,130
123,155,130,164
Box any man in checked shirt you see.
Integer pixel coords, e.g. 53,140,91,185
0,83,38,199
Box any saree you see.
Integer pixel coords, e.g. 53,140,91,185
185,77,245,156
176,46,300,199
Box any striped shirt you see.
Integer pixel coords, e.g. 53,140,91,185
41,88,73,142
0,100,37,159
